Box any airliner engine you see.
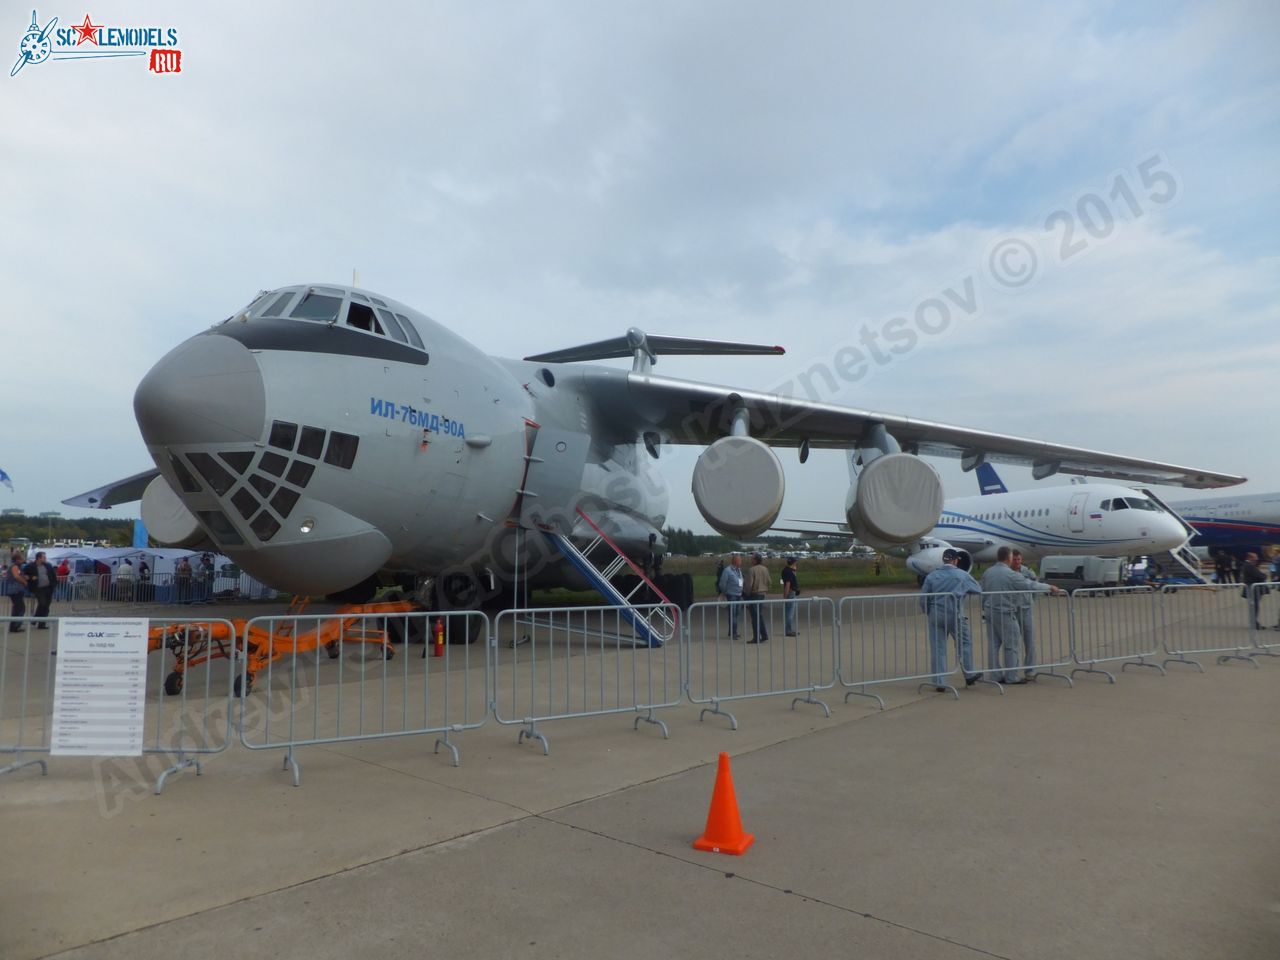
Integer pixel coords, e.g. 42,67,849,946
844,453,945,549
691,435,785,538
907,545,973,577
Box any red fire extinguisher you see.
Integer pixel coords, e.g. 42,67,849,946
433,617,445,658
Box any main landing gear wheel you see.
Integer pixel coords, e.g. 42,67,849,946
234,673,254,697
163,672,184,696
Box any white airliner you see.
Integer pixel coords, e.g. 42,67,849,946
905,482,1192,576
63,282,1241,609
780,465,1193,577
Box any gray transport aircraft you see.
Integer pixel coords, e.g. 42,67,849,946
65,283,1245,608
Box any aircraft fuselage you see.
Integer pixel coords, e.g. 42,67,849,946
133,285,668,597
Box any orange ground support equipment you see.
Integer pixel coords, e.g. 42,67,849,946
692,752,755,855
147,600,421,697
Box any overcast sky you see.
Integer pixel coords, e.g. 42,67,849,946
2,1,1276,530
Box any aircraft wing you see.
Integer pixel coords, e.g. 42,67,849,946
61,468,160,509
606,372,1243,489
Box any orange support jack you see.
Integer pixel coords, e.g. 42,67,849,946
692,752,755,855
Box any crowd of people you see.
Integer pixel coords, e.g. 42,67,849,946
714,553,802,644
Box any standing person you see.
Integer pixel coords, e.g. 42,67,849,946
920,549,982,690
980,546,1060,684
23,552,57,629
1240,551,1267,630
716,554,744,640
5,550,29,630
115,558,136,602
1215,551,1234,584
780,557,800,637
55,556,71,599
138,558,152,602
743,553,772,643
200,554,215,603
176,556,192,604
1010,550,1042,681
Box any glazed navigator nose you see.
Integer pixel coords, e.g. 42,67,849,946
134,334,266,446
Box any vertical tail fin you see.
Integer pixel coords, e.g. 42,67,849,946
975,463,1007,495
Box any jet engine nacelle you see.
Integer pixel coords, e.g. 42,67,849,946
906,545,972,577
844,452,945,549
140,475,209,549
692,435,785,538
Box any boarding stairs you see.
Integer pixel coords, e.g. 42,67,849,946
541,508,678,648
1146,544,1208,584
1138,487,1208,584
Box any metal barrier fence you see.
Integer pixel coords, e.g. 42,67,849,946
1069,586,1161,682
1,615,236,793
1159,584,1253,670
1248,582,1280,664
0,617,55,778
492,604,680,753
141,617,238,792
684,597,836,727
238,610,488,783
837,592,969,706
59,571,280,606
968,590,1075,688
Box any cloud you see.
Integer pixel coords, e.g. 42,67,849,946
0,1,1274,527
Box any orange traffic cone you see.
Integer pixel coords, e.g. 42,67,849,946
692,752,755,855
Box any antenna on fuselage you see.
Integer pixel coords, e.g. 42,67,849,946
352,268,360,288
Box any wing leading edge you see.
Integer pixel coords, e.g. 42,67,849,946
611,372,1243,489
61,468,160,509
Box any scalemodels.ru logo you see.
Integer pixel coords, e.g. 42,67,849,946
10,9,182,77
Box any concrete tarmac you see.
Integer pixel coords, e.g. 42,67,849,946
2,606,1278,960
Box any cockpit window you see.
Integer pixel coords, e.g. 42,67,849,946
244,292,274,316
394,312,425,350
1111,498,1129,511
290,292,344,323
376,308,408,343
1125,497,1158,511
260,291,297,317
1100,499,1111,511
347,302,385,335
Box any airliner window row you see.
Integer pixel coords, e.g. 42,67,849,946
975,509,1051,520
242,288,429,355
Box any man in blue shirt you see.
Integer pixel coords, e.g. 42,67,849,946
716,554,744,640
920,549,982,691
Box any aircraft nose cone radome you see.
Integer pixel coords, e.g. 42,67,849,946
134,334,266,445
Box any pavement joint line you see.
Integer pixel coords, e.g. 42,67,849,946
536,815,1016,960
35,818,533,960
306,744,542,815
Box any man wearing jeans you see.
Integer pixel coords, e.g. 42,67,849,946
716,554,744,640
743,553,772,643
780,557,800,636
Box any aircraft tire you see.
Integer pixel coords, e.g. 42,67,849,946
163,671,183,697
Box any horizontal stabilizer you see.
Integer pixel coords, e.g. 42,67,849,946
526,328,784,364
62,468,160,509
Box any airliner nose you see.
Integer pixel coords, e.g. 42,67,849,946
134,334,266,446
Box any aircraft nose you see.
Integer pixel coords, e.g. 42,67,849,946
134,334,266,446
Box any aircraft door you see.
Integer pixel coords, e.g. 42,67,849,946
1068,493,1087,532
519,428,590,534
